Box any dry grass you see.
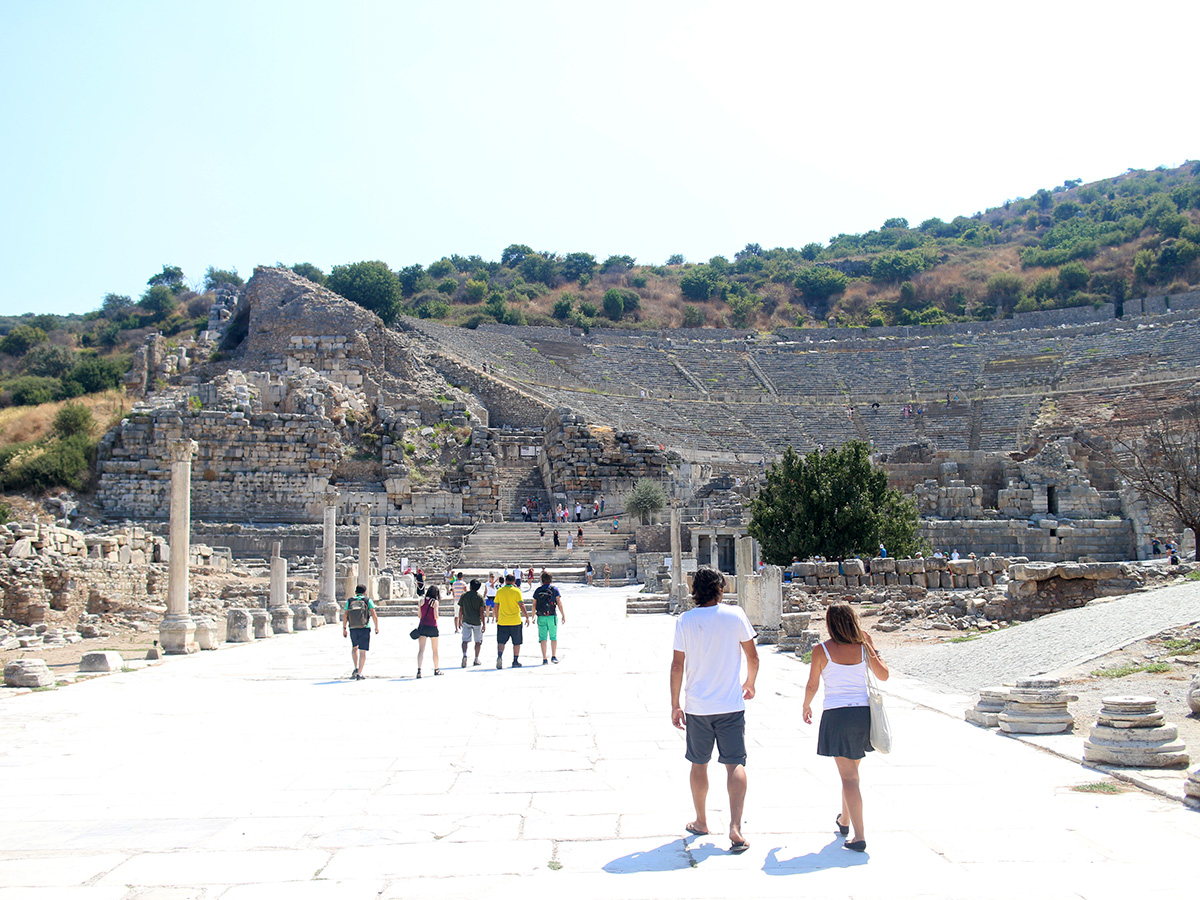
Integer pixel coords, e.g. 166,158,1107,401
0,390,129,446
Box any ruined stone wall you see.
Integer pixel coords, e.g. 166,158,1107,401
540,408,675,503
96,407,342,522
424,354,551,429
787,555,1010,590
921,518,1134,561
1001,561,1141,620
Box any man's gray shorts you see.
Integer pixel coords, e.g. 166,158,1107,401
460,623,483,643
685,710,747,766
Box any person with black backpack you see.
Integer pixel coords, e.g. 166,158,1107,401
533,571,566,665
341,584,379,680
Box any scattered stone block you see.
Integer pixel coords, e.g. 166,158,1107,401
1185,766,1200,810
1189,675,1200,716
80,651,124,673
1084,696,1190,768
965,687,1007,728
291,604,313,631
271,606,295,634
998,677,1077,734
781,612,812,636
226,608,255,642
5,659,53,688
194,617,219,650
251,608,273,639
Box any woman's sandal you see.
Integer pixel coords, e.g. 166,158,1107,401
836,814,849,836
416,670,422,679
434,669,443,676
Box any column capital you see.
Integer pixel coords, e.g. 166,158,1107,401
323,489,340,508
358,502,371,517
169,439,199,463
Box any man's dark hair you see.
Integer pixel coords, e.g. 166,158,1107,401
691,566,724,604
469,578,481,591
355,584,367,594
541,571,552,584
505,573,515,583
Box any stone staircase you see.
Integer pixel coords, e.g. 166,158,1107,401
457,521,630,571
626,594,670,615
490,429,552,521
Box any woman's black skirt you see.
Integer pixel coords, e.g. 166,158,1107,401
816,705,873,759
416,624,439,638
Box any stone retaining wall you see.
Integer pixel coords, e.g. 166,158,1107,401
541,408,675,502
921,518,1134,562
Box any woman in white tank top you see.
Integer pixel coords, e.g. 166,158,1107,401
802,603,889,852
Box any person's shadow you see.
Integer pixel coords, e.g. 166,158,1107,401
601,834,734,873
763,836,870,874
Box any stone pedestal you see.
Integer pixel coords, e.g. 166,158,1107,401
340,565,359,604
251,609,273,640
965,687,1007,728
271,606,295,634
1188,675,1200,716
80,651,124,673
377,576,393,601
4,658,53,687
194,617,218,650
1083,696,1190,768
316,600,341,627
225,608,255,642
1185,766,1200,810
998,678,1077,734
160,439,200,654
292,604,314,631
397,574,416,598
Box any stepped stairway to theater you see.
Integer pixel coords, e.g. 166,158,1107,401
490,429,553,521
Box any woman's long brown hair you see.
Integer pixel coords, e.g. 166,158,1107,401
826,603,864,645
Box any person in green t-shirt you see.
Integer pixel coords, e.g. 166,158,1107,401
341,584,379,680
455,578,487,667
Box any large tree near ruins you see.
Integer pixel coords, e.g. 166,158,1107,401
1092,398,1200,544
747,441,922,563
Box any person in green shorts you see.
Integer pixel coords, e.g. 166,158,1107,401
533,571,566,664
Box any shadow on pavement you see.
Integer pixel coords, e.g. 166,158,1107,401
762,836,870,873
602,838,692,872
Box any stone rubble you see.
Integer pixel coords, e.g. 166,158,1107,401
965,687,1008,728
4,658,54,688
1185,766,1200,810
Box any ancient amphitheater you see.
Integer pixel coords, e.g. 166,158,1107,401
90,267,1199,564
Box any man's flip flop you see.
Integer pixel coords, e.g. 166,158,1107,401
685,823,708,836
729,840,750,854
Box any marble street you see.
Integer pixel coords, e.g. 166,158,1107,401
0,584,1197,900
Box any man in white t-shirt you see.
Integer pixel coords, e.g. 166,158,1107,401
670,565,758,854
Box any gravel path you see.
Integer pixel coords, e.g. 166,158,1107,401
886,579,1200,692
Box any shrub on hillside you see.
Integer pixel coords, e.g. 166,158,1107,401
0,325,48,357
4,376,58,407
682,305,705,327
20,344,77,377
53,403,94,439
0,433,95,492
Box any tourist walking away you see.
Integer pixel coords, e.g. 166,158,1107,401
415,585,442,678
494,573,530,669
575,501,582,522
670,566,758,853
802,603,889,852
533,571,566,664
484,572,497,623
553,528,560,549
586,561,594,585
599,494,605,514
539,525,546,548
342,584,379,680
456,578,486,667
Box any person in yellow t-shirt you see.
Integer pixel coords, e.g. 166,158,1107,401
493,573,531,669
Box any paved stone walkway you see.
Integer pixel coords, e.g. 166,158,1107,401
886,580,1200,692
1,584,1197,899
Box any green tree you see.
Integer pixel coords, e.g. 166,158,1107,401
203,266,243,290
52,402,94,439
69,355,127,393
682,305,705,327
21,344,77,377
1057,261,1090,294
601,254,635,273
625,478,667,525
800,242,823,261
139,284,178,318
101,292,134,317
289,262,326,285
428,258,454,278
725,290,761,328
552,295,574,320
985,272,1025,315
679,265,718,301
747,442,921,562
397,263,429,296
520,253,561,286
327,260,402,325
436,278,458,295
561,252,597,282
602,289,625,320
462,279,489,303
501,244,534,268
0,325,48,357
7,376,57,406
666,253,686,266
147,265,186,293
794,265,848,301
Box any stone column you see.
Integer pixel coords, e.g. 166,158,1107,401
358,503,373,599
708,531,718,569
269,542,293,634
377,520,388,572
669,502,684,611
320,492,338,604
160,439,199,654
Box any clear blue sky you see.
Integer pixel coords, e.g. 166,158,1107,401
2,0,1196,317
